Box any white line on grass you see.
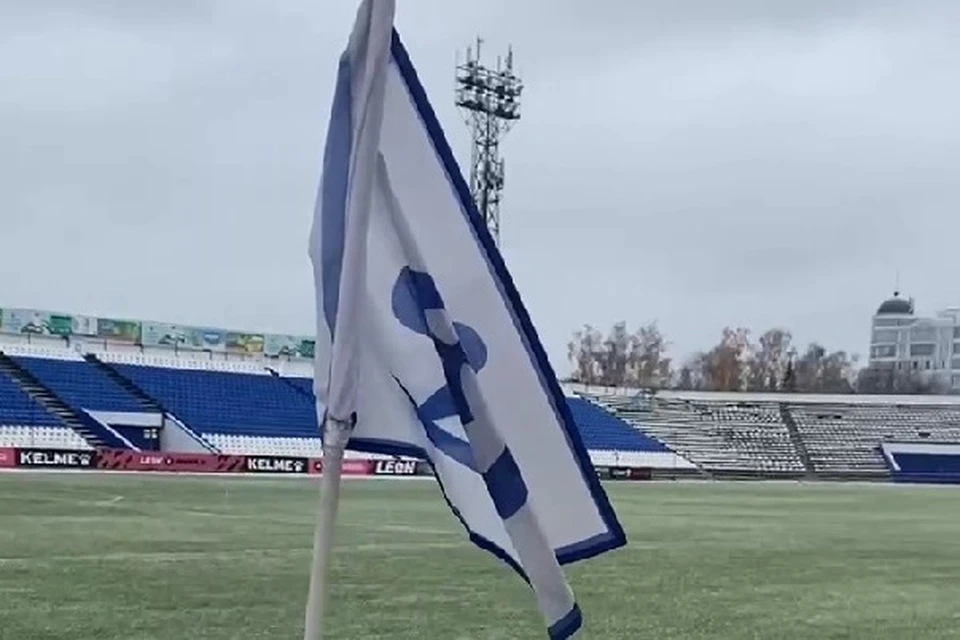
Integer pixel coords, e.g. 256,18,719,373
347,523,457,537
0,540,465,566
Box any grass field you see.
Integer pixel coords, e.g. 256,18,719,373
2,474,960,639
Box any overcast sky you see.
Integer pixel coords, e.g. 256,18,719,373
1,0,958,372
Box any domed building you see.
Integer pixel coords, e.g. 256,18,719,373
875,294,914,316
868,292,960,391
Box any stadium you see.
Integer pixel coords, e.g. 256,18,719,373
2,309,960,638
5,2,960,639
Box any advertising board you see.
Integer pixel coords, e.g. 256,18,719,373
16,448,97,469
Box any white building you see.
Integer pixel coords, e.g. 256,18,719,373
868,292,960,390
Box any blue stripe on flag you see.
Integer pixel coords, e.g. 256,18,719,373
548,604,583,640
482,448,528,520
393,377,477,471
387,29,627,565
319,55,354,336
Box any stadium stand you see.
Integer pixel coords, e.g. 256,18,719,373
107,363,317,439
5,320,960,483
0,425,91,449
0,349,110,450
586,391,806,476
275,375,314,399
791,403,960,476
96,359,681,465
880,441,960,484
575,385,960,480
0,365,89,450
0,348,149,449
0,341,683,467
13,356,147,413
565,397,695,471
0,369,62,427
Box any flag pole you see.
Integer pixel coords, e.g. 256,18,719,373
303,415,354,640
304,2,392,637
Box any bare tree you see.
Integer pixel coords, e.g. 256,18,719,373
700,327,751,391
631,322,672,388
746,328,792,391
821,349,858,393
675,365,694,390
566,321,886,395
676,353,707,390
601,322,632,386
567,324,603,384
793,343,857,393
568,321,673,388
782,358,797,391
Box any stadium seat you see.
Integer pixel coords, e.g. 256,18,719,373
31,346,960,477
789,404,960,475
0,425,91,450
565,397,670,452
591,393,806,474
0,371,62,427
108,364,318,439
12,356,147,413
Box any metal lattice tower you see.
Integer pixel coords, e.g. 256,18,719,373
455,38,522,246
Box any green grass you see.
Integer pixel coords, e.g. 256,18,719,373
1,475,960,639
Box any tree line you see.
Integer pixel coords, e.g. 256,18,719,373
567,322,944,395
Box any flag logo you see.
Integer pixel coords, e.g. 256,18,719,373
392,266,487,472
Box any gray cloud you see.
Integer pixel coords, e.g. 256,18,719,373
1,0,958,372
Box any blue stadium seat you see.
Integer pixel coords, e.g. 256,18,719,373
107,367,661,454
14,357,145,413
0,372,61,426
112,365,318,438
284,377,314,398
893,452,960,475
565,397,668,452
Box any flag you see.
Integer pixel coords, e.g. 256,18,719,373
309,2,626,637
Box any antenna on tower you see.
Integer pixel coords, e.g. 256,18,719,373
455,37,522,246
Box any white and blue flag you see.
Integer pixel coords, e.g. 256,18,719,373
309,2,626,637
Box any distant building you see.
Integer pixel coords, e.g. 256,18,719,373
868,292,960,391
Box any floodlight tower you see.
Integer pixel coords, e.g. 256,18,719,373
455,38,522,246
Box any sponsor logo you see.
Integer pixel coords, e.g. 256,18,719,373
598,466,652,481
609,467,630,480
168,456,207,468
342,460,372,475
372,459,417,476
17,449,95,469
308,458,372,476
245,457,306,474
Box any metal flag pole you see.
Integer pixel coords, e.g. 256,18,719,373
303,415,354,640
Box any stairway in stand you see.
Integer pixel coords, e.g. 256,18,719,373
779,403,816,476
83,354,165,413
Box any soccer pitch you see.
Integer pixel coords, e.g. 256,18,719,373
1,474,959,639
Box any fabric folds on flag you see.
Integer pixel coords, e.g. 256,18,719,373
309,2,626,637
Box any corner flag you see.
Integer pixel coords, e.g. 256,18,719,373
308,2,626,637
